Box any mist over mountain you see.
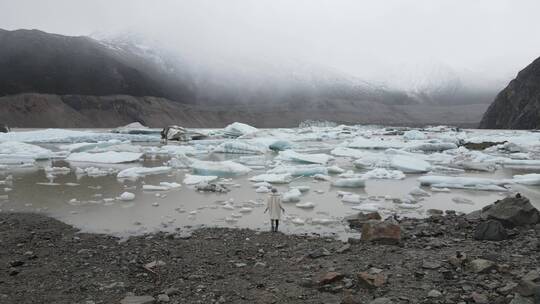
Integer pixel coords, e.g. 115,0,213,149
0,28,495,127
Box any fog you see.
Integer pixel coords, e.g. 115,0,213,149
1,0,540,89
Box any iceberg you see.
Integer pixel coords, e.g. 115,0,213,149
327,165,345,174
118,192,135,201
348,137,406,149
117,166,172,180
144,145,203,156
255,186,271,193
282,188,302,202
75,167,118,178
362,168,405,180
190,159,251,176
0,128,159,143
405,142,457,152
390,155,431,173
403,130,427,140
332,177,365,188
250,173,293,184
0,141,53,160
330,147,366,158
341,194,363,204
67,151,143,164
269,140,292,151
213,141,266,154
313,174,332,181
513,173,540,185
268,164,328,177
183,174,218,185
223,122,258,137
276,150,333,165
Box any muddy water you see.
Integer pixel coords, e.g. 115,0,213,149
2,144,539,241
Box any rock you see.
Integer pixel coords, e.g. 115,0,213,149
357,271,386,289
368,298,393,304
471,292,488,303
144,260,166,270
469,259,495,273
474,220,508,241
317,272,344,285
480,196,540,227
8,260,24,267
345,212,382,229
427,290,442,298
361,221,401,245
0,124,9,133
517,270,540,297
422,261,441,270
498,282,518,295
156,294,169,302
336,243,351,254
120,295,155,304
427,209,444,216
163,287,179,296
448,251,467,268
195,182,229,193
308,247,331,258
509,294,534,304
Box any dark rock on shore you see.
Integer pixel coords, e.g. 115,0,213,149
481,196,540,227
474,220,508,241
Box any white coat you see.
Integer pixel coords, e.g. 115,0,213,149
266,193,283,220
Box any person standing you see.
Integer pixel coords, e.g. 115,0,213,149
264,188,285,232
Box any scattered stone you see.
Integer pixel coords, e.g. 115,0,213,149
357,271,386,289
427,289,442,298
471,292,488,303
336,243,351,254
422,261,441,270
157,294,169,302
317,272,344,285
368,297,393,304
163,287,179,296
9,260,24,267
469,259,495,274
427,209,444,216
308,247,331,258
517,270,540,297
361,221,401,245
448,251,467,268
474,220,508,241
509,293,534,304
144,260,166,270
119,295,155,304
498,282,518,295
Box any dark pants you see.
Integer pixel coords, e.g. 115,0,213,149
271,219,279,232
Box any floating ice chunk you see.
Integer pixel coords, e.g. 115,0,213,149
311,218,334,225
222,204,235,210
168,155,192,169
390,155,431,173
268,164,328,177
276,150,333,165
223,122,258,137
405,142,457,152
117,166,172,180
332,177,365,188
252,181,272,188
145,145,202,156
142,185,170,191
327,165,345,174
431,187,451,192
291,185,310,192
60,140,121,153
330,147,366,158
341,194,363,204
67,151,143,164
0,128,159,144
255,186,271,193
0,141,53,160
291,217,305,225
362,168,405,180
183,174,218,185
190,159,251,176
409,187,430,197
239,207,253,213
111,122,156,135
295,202,315,209
513,173,540,185
269,140,292,151
44,166,71,175
353,153,390,169
75,167,118,178
160,182,181,189
118,192,135,201
250,173,292,184
351,203,381,212
313,174,332,181
282,188,302,202
418,175,510,191
459,161,497,172
214,141,266,154
503,159,540,167
403,130,427,140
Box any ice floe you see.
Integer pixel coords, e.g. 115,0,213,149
117,166,172,180
67,151,143,164
183,174,218,185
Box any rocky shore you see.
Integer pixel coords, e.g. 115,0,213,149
1,195,539,304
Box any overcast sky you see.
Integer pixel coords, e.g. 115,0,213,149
1,0,539,88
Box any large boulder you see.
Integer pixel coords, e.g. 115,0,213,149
474,220,508,241
345,212,382,230
480,195,540,227
361,220,401,244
